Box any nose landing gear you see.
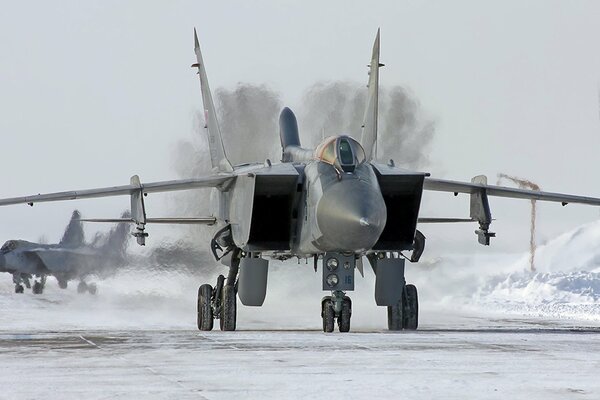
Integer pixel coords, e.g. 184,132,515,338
321,290,352,333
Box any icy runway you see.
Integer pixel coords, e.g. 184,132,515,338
1,326,599,400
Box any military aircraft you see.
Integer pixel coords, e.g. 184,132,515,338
1,29,600,332
0,210,130,294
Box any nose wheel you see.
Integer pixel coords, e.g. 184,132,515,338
321,291,351,333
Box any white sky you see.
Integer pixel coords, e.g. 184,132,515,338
1,1,600,256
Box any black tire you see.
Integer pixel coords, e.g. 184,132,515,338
58,280,68,289
77,281,88,294
32,281,43,295
387,293,404,331
88,283,98,295
197,284,214,331
322,299,335,333
15,285,24,294
403,284,419,330
338,297,352,333
220,285,236,331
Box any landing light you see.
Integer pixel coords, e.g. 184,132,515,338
326,258,339,271
326,274,339,288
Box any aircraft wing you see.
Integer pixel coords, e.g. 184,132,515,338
424,177,600,206
422,175,600,246
0,174,234,207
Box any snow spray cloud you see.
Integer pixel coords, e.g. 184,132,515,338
497,174,540,272
216,84,283,164
170,84,284,257
169,82,435,271
174,81,436,184
299,82,436,169
298,82,366,147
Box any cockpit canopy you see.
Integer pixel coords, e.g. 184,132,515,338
0,240,18,254
314,135,366,173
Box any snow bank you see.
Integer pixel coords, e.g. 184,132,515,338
420,220,600,322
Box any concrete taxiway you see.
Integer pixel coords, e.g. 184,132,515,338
1,327,599,400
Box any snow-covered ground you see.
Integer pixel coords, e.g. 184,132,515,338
1,221,600,399
1,329,598,400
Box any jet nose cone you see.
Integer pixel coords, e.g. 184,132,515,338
316,179,387,251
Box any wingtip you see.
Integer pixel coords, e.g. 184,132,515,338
193,27,199,48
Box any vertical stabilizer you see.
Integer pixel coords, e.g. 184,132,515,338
192,29,234,172
60,210,85,247
360,29,382,162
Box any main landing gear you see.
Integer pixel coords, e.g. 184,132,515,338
32,276,46,295
13,273,30,294
197,247,241,332
77,281,98,295
387,283,419,331
197,274,238,332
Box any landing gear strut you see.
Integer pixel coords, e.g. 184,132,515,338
13,273,30,294
321,290,352,333
32,275,46,295
197,248,241,332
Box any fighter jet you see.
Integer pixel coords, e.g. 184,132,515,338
1,29,600,332
0,210,130,294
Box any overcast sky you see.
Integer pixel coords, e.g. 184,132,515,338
1,1,600,256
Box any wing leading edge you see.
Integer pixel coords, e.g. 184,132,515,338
0,174,234,207
424,177,600,206
421,175,600,246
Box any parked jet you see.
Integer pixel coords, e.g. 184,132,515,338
0,210,130,294
1,29,600,331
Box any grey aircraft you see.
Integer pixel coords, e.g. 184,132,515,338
1,29,600,332
0,210,130,294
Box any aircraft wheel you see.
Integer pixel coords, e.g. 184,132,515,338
197,284,214,331
32,281,44,295
322,298,335,333
58,280,68,289
387,292,404,331
338,297,352,333
220,285,236,331
88,283,98,295
15,285,24,294
403,284,418,330
77,281,88,294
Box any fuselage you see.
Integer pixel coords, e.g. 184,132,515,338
0,240,50,275
294,160,386,255
219,134,392,258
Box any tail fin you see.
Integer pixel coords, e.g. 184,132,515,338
360,29,382,162
100,211,131,256
60,210,85,247
192,29,234,172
